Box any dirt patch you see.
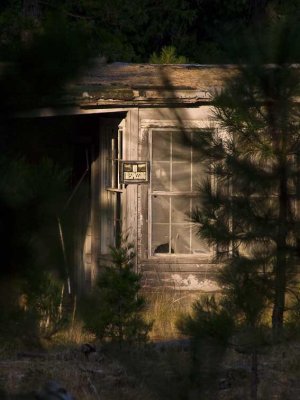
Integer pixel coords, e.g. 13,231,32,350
1,340,300,399
0,347,149,400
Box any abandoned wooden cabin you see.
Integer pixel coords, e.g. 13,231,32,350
23,62,237,292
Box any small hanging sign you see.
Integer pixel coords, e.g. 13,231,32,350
120,161,150,184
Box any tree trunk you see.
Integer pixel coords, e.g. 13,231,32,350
272,253,287,339
272,160,288,339
250,350,258,400
23,0,40,18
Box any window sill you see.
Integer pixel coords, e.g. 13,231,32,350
145,254,214,264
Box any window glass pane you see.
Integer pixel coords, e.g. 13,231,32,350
191,231,211,255
152,195,170,224
172,131,191,162
191,197,201,210
172,162,191,191
192,161,202,191
152,161,170,191
171,225,191,254
171,197,190,223
152,224,171,254
152,131,170,161
191,198,211,255
192,160,208,190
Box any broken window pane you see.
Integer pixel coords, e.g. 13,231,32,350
152,224,171,254
171,225,191,254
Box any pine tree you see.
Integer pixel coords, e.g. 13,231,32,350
149,46,188,64
81,238,152,344
178,262,271,400
192,22,300,338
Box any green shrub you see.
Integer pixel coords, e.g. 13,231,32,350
25,272,69,340
0,273,69,347
177,295,234,345
81,239,152,344
177,295,234,398
149,46,188,64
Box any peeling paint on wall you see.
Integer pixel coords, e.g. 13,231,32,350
170,274,220,291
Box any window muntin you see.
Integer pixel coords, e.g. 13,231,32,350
150,129,211,256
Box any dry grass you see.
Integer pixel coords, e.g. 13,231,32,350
46,290,197,346
4,291,300,399
49,320,95,346
52,291,198,343
2,308,300,399
0,291,197,399
3,337,300,400
0,351,151,400
142,290,202,340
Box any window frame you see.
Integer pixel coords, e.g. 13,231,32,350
148,127,214,259
100,126,124,255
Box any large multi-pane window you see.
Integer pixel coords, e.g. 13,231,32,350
150,129,211,256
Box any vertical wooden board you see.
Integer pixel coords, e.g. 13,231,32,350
90,142,100,285
138,184,149,262
139,116,151,263
74,208,91,293
98,117,123,258
98,123,111,256
124,109,139,265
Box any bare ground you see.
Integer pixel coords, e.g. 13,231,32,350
1,339,300,400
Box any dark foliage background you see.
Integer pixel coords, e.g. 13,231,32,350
1,1,300,64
